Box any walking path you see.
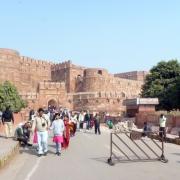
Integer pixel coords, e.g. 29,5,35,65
0,134,19,169
0,128,180,180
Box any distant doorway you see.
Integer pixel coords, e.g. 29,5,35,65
48,99,57,108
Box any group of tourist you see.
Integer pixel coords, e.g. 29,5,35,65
12,107,102,157
1,104,168,158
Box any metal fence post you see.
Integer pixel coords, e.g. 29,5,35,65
107,133,114,165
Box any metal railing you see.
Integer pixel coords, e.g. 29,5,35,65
107,131,168,165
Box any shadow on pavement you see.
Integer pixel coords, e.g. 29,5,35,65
91,156,162,164
172,153,180,156
49,144,56,148
19,147,56,157
90,157,109,164
84,131,95,135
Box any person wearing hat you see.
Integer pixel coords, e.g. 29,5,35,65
32,108,50,157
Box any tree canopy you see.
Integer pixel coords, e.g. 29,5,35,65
0,81,27,112
141,60,180,111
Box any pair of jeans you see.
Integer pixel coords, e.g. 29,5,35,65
95,123,101,134
159,127,166,140
55,142,61,153
86,121,90,129
37,131,48,154
17,136,29,146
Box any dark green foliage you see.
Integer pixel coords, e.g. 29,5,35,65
0,81,27,112
141,60,180,110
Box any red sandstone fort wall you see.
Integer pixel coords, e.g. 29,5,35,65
38,81,70,108
20,56,52,92
51,61,85,93
0,48,145,113
0,48,52,93
115,71,149,81
0,49,21,87
82,68,143,98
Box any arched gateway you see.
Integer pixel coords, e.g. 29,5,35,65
48,99,57,108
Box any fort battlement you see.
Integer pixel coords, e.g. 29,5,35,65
20,56,53,66
71,64,85,70
51,60,72,70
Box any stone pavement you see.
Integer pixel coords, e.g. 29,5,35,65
0,137,19,169
0,115,26,169
0,127,180,180
0,123,21,169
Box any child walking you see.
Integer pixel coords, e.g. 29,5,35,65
50,113,65,156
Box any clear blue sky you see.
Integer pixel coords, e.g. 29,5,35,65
0,0,180,73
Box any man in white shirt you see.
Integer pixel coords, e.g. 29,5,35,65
32,108,50,157
159,114,167,141
78,111,84,130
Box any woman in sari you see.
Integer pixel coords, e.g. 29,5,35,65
62,115,70,149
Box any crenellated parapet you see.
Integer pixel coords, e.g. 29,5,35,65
51,60,72,71
20,56,53,67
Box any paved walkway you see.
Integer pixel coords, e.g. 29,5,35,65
0,128,180,180
0,138,18,158
0,129,19,169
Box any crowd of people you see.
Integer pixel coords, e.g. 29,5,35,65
13,106,102,157
0,105,168,157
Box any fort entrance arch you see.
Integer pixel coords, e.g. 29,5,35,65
48,99,57,108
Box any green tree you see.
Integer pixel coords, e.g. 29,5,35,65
169,76,180,109
141,60,180,111
0,81,27,112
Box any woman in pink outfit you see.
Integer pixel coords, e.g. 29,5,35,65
50,113,65,156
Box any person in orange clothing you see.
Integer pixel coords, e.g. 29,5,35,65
62,115,70,149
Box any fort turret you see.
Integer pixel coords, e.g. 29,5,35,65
82,68,109,92
0,48,21,86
